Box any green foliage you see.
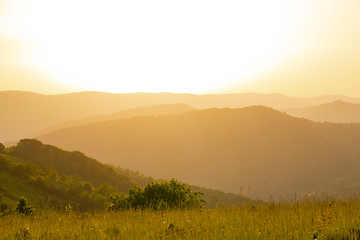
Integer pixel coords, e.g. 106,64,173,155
0,143,5,154
114,166,254,208
16,196,34,215
0,155,110,211
107,179,205,211
3,140,253,210
9,139,134,192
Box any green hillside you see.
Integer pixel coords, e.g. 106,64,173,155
1,141,253,211
9,139,134,192
0,155,115,212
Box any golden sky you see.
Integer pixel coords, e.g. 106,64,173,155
1,0,360,96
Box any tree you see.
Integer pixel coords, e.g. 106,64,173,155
0,143,5,154
106,179,205,211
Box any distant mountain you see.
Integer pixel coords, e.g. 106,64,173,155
33,103,195,137
36,106,360,200
2,90,360,143
286,100,360,123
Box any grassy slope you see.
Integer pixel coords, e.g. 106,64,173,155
0,154,53,209
0,170,39,208
0,153,27,164
9,139,135,192
0,167,63,210
1,200,360,239
2,144,253,210
0,153,117,212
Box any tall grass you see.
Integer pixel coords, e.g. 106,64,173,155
1,199,360,239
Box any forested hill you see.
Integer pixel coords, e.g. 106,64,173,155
0,154,115,212
37,106,360,199
0,141,254,211
8,139,134,192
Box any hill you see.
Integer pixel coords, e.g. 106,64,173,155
112,167,256,207
3,90,360,143
33,103,195,137
8,139,134,192
1,141,253,210
0,154,116,212
285,100,360,123
36,106,360,199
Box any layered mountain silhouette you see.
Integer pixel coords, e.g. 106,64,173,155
286,100,360,123
3,90,360,143
32,103,195,137
36,106,360,199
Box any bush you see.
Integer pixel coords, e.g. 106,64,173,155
107,179,205,211
16,196,35,215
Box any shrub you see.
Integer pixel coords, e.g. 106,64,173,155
107,179,205,210
16,196,35,215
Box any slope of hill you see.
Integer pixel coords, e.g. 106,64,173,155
33,103,195,137
0,154,114,211
1,141,254,209
3,90,360,143
112,167,256,207
37,106,360,199
286,100,360,123
8,139,134,192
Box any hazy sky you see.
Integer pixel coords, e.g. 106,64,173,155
1,0,360,96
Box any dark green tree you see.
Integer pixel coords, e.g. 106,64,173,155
0,143,5,154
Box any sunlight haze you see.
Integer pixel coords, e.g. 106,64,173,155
1,0,359,96
3,1,360,236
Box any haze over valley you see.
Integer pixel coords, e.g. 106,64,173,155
1,89,360,200
2,3,360,237
3,91,360,143
33,105,360,199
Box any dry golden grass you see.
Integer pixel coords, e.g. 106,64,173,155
1,199,360,239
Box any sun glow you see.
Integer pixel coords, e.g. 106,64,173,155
4,1,307,93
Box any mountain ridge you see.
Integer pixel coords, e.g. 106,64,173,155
36,106,360,199
31,103,195,137
286,100,360,123
2,90,360,142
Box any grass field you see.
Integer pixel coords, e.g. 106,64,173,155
1,199,360,239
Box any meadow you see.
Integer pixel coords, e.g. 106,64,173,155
1,199,360,239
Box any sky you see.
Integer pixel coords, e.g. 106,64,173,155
0,0,360,96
